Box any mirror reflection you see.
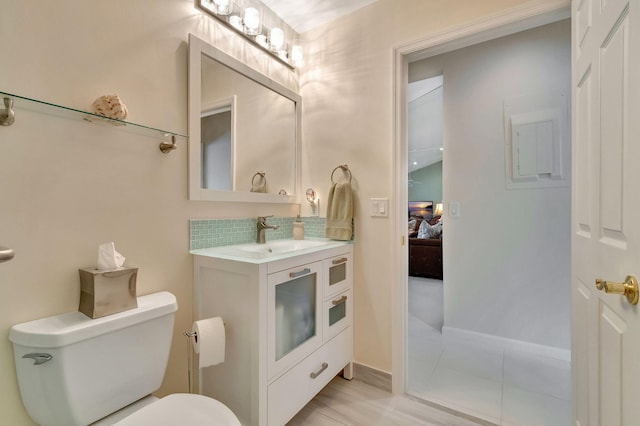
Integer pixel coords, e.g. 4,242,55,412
188,34,300,203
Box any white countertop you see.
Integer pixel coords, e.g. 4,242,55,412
190,238,353,264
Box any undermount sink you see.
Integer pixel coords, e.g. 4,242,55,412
191,239,348,262
226,240,331,257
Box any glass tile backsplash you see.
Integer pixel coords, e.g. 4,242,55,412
190,217,329,250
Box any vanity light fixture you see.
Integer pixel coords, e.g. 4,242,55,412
196,0,302,69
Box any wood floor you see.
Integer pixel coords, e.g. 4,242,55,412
287,376,487,425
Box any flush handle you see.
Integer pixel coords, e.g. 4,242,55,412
22,353,53,365
595,275,639,305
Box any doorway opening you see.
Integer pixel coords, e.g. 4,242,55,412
397,12,572,425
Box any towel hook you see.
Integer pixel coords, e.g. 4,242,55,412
331,164,352,184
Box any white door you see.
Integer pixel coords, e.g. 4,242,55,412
572,0,640,425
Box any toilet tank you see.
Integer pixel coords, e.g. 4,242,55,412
9,291,178,426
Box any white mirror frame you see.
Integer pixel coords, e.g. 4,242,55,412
188,34,301,203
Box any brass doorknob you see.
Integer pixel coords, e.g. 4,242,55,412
595,275,639,305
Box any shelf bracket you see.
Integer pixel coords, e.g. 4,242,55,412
159,134,177,154
0,97,15,126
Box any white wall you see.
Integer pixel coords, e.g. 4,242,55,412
410,20,571,348
0,2,298,424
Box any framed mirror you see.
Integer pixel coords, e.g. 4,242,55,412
188,34,301,203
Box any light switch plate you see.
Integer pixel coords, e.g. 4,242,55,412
449,201,460,217
370,198,389,217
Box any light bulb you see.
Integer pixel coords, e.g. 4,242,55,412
229,15,242,31
291,45,303,66
213,0,230,15
256,34,268,49
269,27,284,51
243,7,260,35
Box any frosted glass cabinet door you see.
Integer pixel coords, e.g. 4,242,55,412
268,261,323,379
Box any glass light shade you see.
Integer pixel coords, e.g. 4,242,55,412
213,0,231,15
434,203,444,217
256,34,268,49
243,7,260,35
291,45,303,66
229,15,243,31
270,27,284,51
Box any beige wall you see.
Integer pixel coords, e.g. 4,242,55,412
299,0,544,372
0,2,298,424
1,0,557,423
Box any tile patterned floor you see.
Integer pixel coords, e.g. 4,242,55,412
407,277,572,426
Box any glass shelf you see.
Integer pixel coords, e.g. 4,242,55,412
0,90,187,143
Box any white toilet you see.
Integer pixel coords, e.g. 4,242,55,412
9,291,241,426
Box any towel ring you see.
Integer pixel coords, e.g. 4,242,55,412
252,171,266,186
331,164,352,184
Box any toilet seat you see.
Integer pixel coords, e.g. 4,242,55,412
113,393,241,426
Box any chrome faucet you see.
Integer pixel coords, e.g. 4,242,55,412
256,216,279,244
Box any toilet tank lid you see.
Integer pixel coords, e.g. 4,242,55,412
9,291,177,348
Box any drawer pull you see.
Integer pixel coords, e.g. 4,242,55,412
289,268,311,278
332,257,348,265
310,362,329,379
332,295,347,306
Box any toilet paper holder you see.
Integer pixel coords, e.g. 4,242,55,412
183,324,225,393
184,331,197,394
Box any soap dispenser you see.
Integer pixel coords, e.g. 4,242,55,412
293,214,305,240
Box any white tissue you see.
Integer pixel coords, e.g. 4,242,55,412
192,317,225,368
97,242,126,270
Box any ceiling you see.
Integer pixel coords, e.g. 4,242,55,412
408,76,444,174
260,0,380,33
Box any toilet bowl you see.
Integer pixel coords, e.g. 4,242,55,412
100,394,240,426
9,292,240,426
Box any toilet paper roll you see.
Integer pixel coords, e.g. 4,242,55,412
192,317,225,368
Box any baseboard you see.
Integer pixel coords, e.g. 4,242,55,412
442,326,571,361
353,362,392,393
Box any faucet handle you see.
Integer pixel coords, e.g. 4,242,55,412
258,215,274,222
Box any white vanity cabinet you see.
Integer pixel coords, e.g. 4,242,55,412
192,242,353,426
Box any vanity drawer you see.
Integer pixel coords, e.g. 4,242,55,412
323,252,352,298
267,328,352,426
323,289,352,342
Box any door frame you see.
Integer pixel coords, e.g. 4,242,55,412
391,0,571,395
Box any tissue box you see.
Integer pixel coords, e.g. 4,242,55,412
78,267,138,319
